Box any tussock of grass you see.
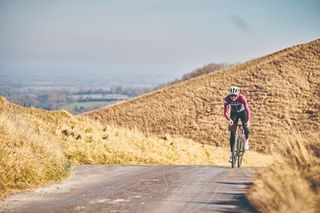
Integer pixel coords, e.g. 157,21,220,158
247,133,320,212
0,110,69,198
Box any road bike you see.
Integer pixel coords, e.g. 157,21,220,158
231,124,245,168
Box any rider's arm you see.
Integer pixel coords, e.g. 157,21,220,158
241,95,251,122
223,100,231,121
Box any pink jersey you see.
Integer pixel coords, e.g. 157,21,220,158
223,93,251,122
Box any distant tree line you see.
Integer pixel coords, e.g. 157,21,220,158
0,88,75,110
75,86,151,97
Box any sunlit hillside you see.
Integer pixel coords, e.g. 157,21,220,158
83,39,320,153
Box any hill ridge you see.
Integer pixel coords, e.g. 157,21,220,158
83,39,319,111
83,39,320,152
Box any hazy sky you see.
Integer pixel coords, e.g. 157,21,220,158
0,0,319,85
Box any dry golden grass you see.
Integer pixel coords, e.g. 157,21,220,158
247,132,320,213
0,97,70,198
83,39,320,153
0,96,274,198
61,123,275,166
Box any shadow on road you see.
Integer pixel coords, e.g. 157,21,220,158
212,180,257,212
157,179,257,212
153,190,257,213
209,193,257,213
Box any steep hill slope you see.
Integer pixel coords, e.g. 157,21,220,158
83,39,320,152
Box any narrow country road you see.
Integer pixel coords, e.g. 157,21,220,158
0,165,257,213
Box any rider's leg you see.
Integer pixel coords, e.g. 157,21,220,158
229,111,240,153
239,110,250,139
239,110,250,149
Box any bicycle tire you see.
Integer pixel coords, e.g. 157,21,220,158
230,124,247,168
237,137,244,167
231,137,237,168
237,126,245,168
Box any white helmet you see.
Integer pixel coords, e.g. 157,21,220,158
229,86,240,96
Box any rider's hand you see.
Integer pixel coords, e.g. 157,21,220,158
246,120,251,128
228,120,234,126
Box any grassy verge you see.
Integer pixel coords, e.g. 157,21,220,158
247,133,320,212
0,112,70,198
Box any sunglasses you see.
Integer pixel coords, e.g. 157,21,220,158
230,95,237,98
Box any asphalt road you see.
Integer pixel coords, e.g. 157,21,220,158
0,165,257,213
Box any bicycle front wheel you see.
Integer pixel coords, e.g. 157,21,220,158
231,138,238,168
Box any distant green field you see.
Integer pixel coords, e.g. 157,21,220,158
59,93,130,113
59,101,120,113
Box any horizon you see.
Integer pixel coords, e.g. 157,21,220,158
0,0,319,87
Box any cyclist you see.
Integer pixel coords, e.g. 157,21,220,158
223,86,251,163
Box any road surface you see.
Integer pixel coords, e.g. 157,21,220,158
0,165,257,213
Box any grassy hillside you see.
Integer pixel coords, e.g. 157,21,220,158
0,96,274,198
83,39,320,153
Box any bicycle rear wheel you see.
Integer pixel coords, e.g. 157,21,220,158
236,126,245,168
237,137,244,168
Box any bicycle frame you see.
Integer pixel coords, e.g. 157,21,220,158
231,124,245,168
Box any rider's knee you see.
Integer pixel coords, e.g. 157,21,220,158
229,126,237,134
244,126,250,135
